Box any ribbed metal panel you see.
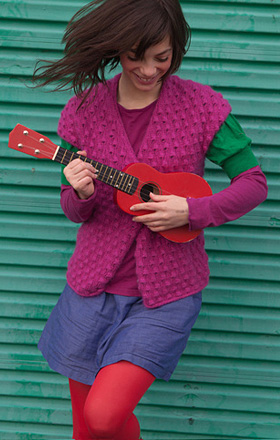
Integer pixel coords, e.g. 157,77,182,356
0,0,279,438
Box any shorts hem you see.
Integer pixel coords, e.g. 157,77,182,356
100,353,173,382
38,344,174,385
37,343,95,386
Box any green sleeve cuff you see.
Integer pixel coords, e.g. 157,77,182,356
222,145,259,179
60,138,78,185
207,114,259,179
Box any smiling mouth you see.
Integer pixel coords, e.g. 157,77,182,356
135,74,158,83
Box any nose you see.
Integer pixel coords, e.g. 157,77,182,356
139,62,157,78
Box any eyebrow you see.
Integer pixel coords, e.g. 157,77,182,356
156,48,172,55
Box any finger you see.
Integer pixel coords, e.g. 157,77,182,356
76,151,98,174
132,213,162,224
130,192,172,211
64,169,97,186
66,160,97,175
77,150,87,157
130,204,153,212
130,200,165,212
75,171,96,183
74,176,94,188
148,192,170,202
148,225,165,232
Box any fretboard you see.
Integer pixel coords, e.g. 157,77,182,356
54,146,139,195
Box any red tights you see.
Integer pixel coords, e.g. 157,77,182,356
69,361,155,440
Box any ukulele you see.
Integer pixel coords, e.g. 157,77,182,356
9,124,212,243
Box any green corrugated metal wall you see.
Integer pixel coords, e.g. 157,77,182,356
1,0,280,438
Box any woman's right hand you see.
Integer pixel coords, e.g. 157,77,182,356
63,151,98,200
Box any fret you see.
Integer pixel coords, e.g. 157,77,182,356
65,150,76,165
98,163,105,179
118,172,126,190
119,172,130,192
113,170,123,189
96,164,111,184
107,168,115,184
118,171,127,189
57,150,67,164
110,168,119,187
104,166,112,184
107,168,121,188
124,174,135,194
60,149,67,164
129,176,139,195
116,171,138,194
87,158,99,171
54,148,64,163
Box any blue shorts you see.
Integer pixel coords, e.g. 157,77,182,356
38,284,202,385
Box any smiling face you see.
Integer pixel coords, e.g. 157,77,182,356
119,36,173,100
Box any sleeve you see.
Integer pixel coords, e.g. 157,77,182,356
60,185,98,224
188,166,268,230
187,115,268,230
59,138,98,223
206,114,259,179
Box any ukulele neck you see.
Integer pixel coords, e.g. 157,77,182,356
54,146,138,195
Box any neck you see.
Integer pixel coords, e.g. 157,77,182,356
55,147,139,195
118,73,161,109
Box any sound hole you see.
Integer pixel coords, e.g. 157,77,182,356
140,183,160,202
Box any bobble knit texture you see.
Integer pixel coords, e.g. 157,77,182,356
58,74,231,308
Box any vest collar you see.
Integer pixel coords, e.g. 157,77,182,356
106,73,170,161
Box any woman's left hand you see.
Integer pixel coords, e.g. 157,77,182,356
130,193,189,232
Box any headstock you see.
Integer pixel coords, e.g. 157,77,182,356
9,124,59,160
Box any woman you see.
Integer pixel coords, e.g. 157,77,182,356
34,1,268,438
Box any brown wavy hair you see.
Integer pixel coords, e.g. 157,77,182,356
33,0,191,103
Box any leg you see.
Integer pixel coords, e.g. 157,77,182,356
69,378,92,439
83,360,155,439
112,413,141,440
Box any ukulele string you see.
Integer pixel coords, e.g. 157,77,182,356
17,136,176,199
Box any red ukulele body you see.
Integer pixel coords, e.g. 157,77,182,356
114,162,211,242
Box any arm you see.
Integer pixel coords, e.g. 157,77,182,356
188,166,267,230
188,114,268,229
130,166,267,233
60,184,98,223
59,139,98,223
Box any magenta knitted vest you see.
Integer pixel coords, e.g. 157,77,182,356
57,74,231,308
